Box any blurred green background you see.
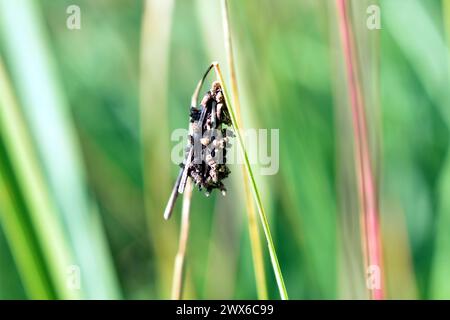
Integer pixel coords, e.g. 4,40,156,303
0,0,449,299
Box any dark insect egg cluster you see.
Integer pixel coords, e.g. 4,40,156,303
183,81,233,196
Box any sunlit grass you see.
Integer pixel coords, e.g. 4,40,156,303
220,0,268,300
0,0,448,300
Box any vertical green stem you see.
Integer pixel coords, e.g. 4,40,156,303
0,57,78,299
213,62,288,300
220,0,268,300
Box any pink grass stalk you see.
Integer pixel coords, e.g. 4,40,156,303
336,0,384,300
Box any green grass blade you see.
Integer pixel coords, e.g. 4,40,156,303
0,0,120,299
213,62,288,300
0,56,78,299
0,149,52,299
220,0,268,300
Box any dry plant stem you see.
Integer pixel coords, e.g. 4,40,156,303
336,0,384,300
220,0,268,300
213,62,288,300
171,178,193,300
169,64,215,298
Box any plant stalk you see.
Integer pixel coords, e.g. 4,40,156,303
220,0,268,300
171,178,193,300
213,62,288,300
336,0,384,300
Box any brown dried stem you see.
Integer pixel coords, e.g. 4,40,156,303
170,178,193,299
